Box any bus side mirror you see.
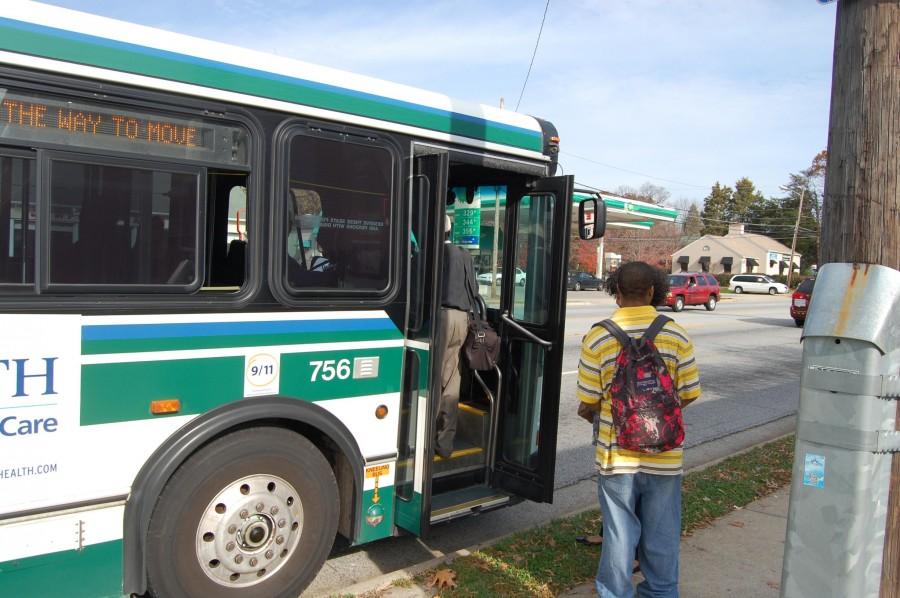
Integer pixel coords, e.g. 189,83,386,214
578,198,606,240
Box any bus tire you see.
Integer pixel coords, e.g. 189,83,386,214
145,427,339,598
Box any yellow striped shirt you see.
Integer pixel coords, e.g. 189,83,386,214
577,305,701,475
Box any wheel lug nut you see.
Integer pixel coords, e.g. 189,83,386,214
255,502,264,512
276,535,284,545
240,509,249,519
228,525,237,534
249,557,258,567
226,541,235,552
234,554,244,564
265,549,274,559
278,519,286,528
270,506,279,515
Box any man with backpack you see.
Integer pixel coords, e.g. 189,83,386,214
577,261,701,598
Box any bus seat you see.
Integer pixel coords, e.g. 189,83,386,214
342,240,385,288
222,239,246,285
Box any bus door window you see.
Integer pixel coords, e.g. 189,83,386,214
0,153,35,284
284,132,393,293
502,193,555,469
512,195,554,325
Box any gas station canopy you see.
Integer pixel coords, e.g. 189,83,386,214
573,191,679,229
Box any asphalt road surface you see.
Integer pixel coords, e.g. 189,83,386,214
306,292,801,597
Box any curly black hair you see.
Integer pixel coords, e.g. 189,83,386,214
603,262,670,306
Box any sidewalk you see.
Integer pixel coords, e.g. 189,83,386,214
339,486,790,598
562,486,790,598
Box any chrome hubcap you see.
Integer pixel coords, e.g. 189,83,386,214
196,474,303,587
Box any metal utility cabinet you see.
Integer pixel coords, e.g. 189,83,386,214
782,263,900,598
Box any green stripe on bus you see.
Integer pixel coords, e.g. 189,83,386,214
81,348,403,425
81,329,399,355
0,541,124,598
81,356,243,425
0,26,541,152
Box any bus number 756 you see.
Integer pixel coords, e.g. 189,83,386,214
310,359,351,382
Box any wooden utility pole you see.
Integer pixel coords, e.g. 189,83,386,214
820,2,900,596
787,186,805,289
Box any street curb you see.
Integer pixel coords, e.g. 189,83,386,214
312,428,796,597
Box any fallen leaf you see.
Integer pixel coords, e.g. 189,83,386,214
472,559,491,572
426,569,458,590
729,521,745,528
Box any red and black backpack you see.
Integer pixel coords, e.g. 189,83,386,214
597,315,684,454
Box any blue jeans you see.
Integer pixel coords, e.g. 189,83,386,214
595,472,682,598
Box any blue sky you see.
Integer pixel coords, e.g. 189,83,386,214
43,0,837,206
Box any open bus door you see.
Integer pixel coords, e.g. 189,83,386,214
415,163,577,528
491,175,574,503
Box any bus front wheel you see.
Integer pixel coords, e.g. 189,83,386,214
145,427,339,598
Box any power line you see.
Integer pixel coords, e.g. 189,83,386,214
515,0,550,111
567,153,709,189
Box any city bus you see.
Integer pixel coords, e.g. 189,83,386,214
0,2,603,596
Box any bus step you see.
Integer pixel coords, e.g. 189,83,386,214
430,486,511,524
455,402,490,451
433,439,485,478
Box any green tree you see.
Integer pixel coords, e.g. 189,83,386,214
727,177,765,222
744,153,826,274
701,182,731,235
683,203,703,239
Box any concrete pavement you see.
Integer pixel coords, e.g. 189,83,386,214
560,487,789,597
320,484,791,597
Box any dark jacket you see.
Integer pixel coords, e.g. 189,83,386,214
441,242,477,312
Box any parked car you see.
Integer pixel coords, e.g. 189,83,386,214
477,267,526,286
729,274,788,295
791,277,816,327
666,272,720,312
567,271,603,291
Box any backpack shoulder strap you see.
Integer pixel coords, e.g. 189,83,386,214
641,315,672,344
596,319,633,350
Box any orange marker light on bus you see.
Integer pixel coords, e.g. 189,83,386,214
150,399,181,415
375,405,389,420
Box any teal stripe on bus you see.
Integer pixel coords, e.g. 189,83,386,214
82,328,400,355
0,541,123,598
81,348,403,425
0,22,542,152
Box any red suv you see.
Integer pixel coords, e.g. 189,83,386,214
666,273,720,312
791,277,816,327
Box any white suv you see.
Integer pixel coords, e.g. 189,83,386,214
729,274,788,295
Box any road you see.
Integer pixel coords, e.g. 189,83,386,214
306,292,801,597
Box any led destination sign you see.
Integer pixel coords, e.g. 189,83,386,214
0,89,248,165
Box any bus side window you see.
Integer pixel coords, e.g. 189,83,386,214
284,133,393,293
47,160,200,288
0,153,35,285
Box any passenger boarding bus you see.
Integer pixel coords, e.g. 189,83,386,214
0,2,604,596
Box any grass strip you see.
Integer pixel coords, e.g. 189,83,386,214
419,435,795,597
